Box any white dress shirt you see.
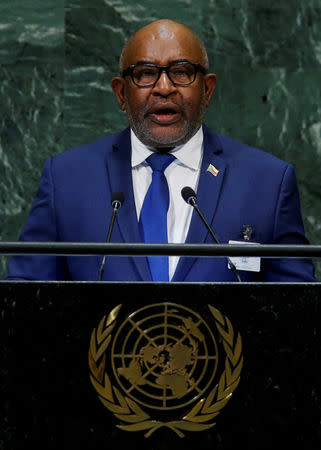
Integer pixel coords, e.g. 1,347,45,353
131,127,203,280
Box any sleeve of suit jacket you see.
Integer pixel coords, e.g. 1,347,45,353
262,163,316,281
5,158,68,280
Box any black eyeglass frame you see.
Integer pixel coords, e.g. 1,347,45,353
121,60,208,87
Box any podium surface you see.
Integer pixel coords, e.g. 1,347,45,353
1,281,320,449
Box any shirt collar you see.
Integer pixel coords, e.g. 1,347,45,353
131,127,203,171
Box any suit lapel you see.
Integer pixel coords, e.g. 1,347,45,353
172,126,227,281
105,128,152,281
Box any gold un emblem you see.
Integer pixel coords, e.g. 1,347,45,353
88,302,243,437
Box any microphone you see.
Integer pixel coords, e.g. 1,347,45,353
111,192,124,209
98,191,125,281
181,186,241,282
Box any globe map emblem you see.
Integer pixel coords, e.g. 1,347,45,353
111,303,219,410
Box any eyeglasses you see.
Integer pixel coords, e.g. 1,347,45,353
121,60,207,87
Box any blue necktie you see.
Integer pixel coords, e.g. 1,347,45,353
139,153,175,281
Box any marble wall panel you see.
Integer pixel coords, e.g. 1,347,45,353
0,1,64,274
0,0,320,278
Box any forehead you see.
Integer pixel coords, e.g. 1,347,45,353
123,25,203,67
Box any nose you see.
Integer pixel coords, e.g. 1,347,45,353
152,70,176,96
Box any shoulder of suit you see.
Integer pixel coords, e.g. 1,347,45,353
205,126,289,170
50,128,128,163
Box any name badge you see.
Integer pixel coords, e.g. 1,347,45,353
228,240,261,272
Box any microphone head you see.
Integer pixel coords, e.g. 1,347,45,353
111,191,125,208
181,186,197,205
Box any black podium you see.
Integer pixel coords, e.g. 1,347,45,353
1,280,320,450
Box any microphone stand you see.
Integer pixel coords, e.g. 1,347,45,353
193,203,241,282
183,188,242,282
98,197,123,281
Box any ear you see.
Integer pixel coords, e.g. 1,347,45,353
111,77,126,111
203,73,217,107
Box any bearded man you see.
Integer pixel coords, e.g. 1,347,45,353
5,19,316,282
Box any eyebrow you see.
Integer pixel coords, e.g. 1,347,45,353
133,59,192,66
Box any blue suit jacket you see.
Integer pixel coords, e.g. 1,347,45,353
5,125,316,282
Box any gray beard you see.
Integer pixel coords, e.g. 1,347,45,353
125,102,206,148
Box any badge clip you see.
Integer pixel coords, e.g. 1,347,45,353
242,225,252,242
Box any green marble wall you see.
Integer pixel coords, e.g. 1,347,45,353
0,0,320,277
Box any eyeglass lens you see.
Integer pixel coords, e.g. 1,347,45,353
132,63,196,86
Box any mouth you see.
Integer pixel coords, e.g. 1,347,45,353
146,103,182,125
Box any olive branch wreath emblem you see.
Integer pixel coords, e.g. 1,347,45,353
88,304,243,438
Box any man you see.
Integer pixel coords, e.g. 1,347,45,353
5,19,316,282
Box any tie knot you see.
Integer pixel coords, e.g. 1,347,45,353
146,153,175,173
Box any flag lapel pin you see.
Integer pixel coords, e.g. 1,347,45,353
206,163,219,177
